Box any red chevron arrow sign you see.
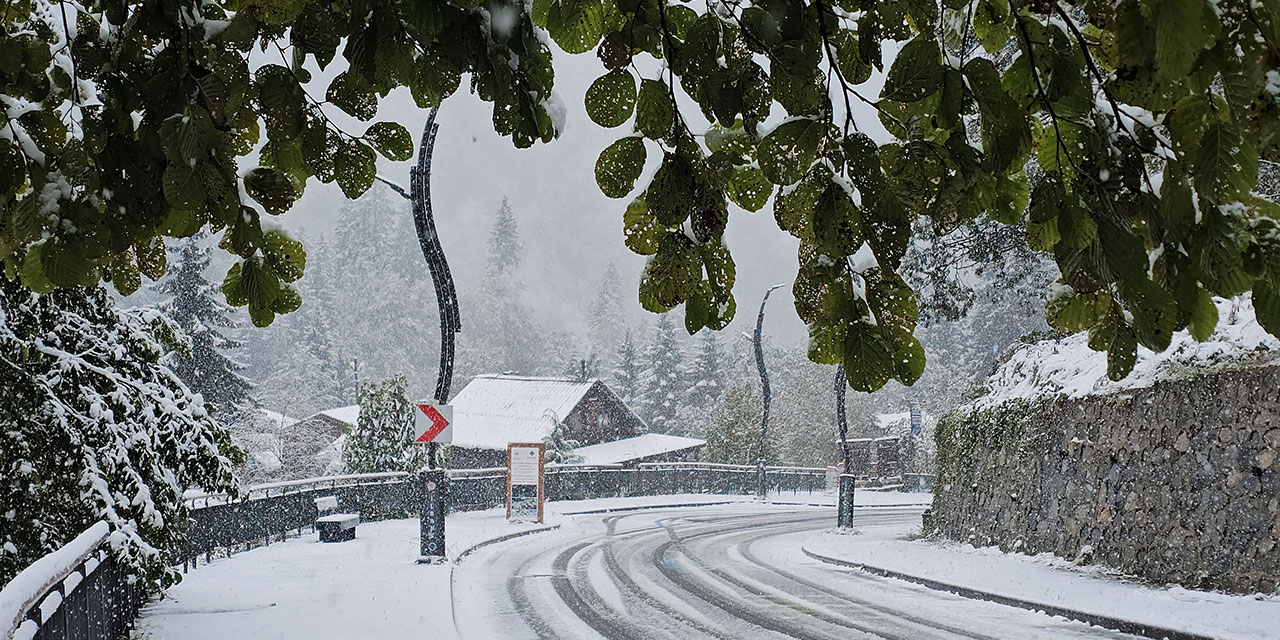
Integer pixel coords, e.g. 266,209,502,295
413,404,453,444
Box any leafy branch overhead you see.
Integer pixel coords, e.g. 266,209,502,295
2,0,1279,389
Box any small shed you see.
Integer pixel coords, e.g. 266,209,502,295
448,375,646,468
572,434,705,467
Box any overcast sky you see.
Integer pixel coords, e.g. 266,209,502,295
270,41,893,347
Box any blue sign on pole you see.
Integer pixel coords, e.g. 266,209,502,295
910,407,923,436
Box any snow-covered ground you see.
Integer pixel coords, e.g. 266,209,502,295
133,493,871,640
974,295,1278,408
804,516,1280,640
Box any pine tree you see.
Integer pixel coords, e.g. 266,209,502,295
466,197,543,375
685,331,724,407
612,329,642,408
587,261,626,361
152,236,254,418
0,279,241,589
343,375,428,473
704,385,777,465
641,315,685,433
486,196,523,283
543,416,583,464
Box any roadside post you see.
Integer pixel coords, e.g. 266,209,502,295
837,474,856,528
414,403,452,563
507,443,545,523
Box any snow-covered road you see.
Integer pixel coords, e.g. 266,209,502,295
452,504,1141,640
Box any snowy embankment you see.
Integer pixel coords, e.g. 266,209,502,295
973,295,1277,409
803,518,1280,640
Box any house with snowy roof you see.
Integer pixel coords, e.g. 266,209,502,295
447,374,647,468
289,405,361,441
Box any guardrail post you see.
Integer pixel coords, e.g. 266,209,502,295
837,474,856,528
417,469,448,563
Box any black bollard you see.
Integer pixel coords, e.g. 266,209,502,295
837,473,856,529
417,469,448,563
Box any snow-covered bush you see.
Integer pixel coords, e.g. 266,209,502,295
0,279,242,590
343,376,428,473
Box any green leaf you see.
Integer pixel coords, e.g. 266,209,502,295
243,167,297,214
363,122,414,161
262,230,307,282
1254,279,1280,338
596,136,647,198
19,245,54,294
327,71,378,121
808,320,847,365
635,79,674,139
965,58,1031,173
638,233,700,311
41,240,97,288
135,237,167,280
162,161,205,211
1187,287,1219,341
271,283,303,314
881,36,943,103
648,153,697,226
585,70,637,128
813,182,863,257
774,165,830,240
843,323,895,392
1194,123,1257,204
107,251,142,296
726,166,771,212
222,262,249,306
757,119,825,185
1154,0,1220,81
334,141,376,199
892,332,926,385
546,0,605,54
624,196,663,255
1106,322,1138,381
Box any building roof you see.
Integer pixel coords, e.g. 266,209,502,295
573,434,706,465
449,375,602,450
318,405,360,426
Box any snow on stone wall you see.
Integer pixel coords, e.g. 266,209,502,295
933,366,1280,593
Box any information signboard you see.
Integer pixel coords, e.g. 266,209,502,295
506,443,544,523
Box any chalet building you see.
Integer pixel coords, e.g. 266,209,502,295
289,405,360,441
447,374,647,468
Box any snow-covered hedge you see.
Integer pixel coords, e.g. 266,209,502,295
0,280,241,591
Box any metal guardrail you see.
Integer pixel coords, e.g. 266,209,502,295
2,523,144,640
175,464,827,567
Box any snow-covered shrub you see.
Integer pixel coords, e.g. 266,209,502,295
0,279,242,590
343,375,428,473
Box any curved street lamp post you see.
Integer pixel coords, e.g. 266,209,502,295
753,284,786,499
377,106,460,562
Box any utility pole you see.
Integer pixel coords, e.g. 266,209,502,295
753,284,785,499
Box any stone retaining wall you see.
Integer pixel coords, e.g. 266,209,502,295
932,367,1280,593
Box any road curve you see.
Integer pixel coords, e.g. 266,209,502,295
452,503,1141,640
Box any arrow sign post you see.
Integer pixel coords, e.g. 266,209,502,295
413,404,452,444
413,403,451,564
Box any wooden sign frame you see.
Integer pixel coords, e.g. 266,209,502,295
506,442,545,523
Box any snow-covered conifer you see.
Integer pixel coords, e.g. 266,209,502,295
343,376,428,473
152,236,254,419
0,280,241,589
641,315,685,432
703,384,776,465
